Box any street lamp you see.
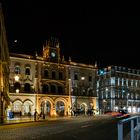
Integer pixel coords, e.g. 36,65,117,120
127,93,129,109
106,88,108,92
16,89,19,93
81,76,85,80
103,99,107,114
14,75,19,81
81,76,85,95
68,79,72,115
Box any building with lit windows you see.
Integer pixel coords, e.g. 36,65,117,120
7,39,98,119
97,65,140,114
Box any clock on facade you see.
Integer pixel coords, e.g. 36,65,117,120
51,52,56,57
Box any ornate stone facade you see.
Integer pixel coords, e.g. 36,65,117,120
8,41,98,119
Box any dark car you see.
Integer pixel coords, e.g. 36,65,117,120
117,109,130,119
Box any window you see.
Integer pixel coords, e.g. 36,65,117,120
52,71,56,79
15,66,20,74
44,70,49,78
58,86,63,94
24,83,31,93
14,82,21,92
89,76,92,82
51,85,56,93
59,72,63,80
74,74,78,80
25,68,30,75
42,84,49,93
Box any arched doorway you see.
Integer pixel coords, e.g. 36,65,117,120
41,101,51,116
56,101,65,116
23,100,33,116
12,100,22,117
80,103,87,115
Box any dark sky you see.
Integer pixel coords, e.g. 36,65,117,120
1,1,140,69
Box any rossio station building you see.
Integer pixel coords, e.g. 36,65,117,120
8,40,98,118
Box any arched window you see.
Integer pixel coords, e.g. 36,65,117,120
52,71,56,79
25,68,30,75
24,83,31,93
44,70,49,78
14,82,21,92
51,85,56,93
15,66,20,74
59,72,63,80
42,84,49,93
58,86,63,94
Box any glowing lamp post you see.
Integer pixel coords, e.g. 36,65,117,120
103,99,107,114
81,76,85,80
14,75,19,81
68,79,72,115
16,89,19,93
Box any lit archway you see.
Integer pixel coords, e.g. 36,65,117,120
23,100,33,115
56,101,65,116
80,103,88,115
41,100,51,116
12,100,22,112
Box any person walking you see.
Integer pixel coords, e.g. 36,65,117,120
34,109,38,121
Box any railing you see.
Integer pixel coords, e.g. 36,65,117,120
118,116,140,140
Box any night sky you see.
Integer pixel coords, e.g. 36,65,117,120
1,1,140,69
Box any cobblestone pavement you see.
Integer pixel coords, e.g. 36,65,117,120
0,115,114,140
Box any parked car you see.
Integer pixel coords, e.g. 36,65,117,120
105,110,130,118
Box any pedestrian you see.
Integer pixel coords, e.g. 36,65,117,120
39,111,43,119
43,113,45,119
34,109,38,121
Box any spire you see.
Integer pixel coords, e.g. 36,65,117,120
35,51,38,57
43,45,44,51
62,55,65,62
69,57,71,62
56,42,59,48
95,61,97,68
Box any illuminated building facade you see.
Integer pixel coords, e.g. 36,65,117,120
8,40,98,118
97,66,140,113
0,4,10,124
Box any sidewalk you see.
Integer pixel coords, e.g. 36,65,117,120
4,116,35,124
3,115,73,125
2,114,110,125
